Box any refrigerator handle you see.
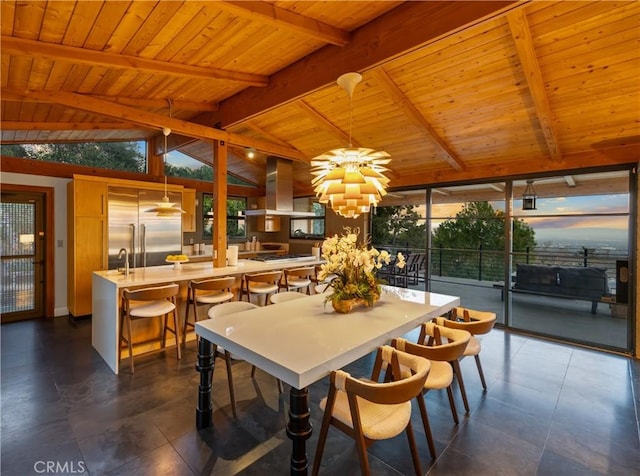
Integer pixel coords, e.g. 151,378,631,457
141,224,147,268
130,223,136,268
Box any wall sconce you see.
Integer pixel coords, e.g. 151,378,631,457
246,147,256,159
522,180,537,210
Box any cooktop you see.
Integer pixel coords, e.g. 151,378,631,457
247,254,316,263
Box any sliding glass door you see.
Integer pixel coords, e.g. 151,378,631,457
372,168,633,353
508,171,631,351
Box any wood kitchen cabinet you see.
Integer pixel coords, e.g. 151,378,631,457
67,176,108,317
182,188,196,232
257,215,280,232
68,174,186,318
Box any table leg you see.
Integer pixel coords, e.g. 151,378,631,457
286,386,312,475
196,337,214,429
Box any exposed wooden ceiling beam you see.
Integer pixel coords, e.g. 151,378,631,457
4,89,307,161
0,35,269,87
507,9,562,161
91,96,218,112
208,1,521,127
391,145,638,189
4,92,219,112
371,68,465,172
220,1,351,46
295,100,360,148
0,121,148,131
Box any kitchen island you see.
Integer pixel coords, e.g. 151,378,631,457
92,257,321,374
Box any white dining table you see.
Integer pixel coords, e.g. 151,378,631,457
194,286,460,475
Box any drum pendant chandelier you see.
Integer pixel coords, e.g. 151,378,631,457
310,73,391,218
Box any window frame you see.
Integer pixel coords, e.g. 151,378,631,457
202,193,247,240
290,199,326,240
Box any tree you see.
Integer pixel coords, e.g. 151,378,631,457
371,205,426,252
432,201,535,280
202,195,247,239
0,144,29,157
1,142,144,172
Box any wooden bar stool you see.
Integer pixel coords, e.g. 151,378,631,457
239,270,282,306
183,276,236,346
280,266,314,294
119,283,180,373
311,264,336,294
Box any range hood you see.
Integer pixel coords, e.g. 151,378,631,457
244,157,316,217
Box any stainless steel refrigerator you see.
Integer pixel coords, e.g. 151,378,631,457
107,187,182,270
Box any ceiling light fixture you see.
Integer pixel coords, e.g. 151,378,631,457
522,179,537,210
310,72,391,218
146,100,186,216
246,147,256,159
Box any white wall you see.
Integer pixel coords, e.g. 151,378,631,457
1,172,71,316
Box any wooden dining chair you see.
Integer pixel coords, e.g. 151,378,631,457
270,291,307,304
312,345,431,476
240,270,282,306
119,283,180,373
280,266,314,294
390,322,470,458
183,276,236,346
435,306,497,390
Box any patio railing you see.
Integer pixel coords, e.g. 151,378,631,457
375,243,627,285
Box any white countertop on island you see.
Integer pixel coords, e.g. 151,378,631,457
92,257,322,373
93,257,321,289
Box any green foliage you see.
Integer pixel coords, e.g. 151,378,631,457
371,205,426,250
202,194,246,239
165,163,212,181
0,144,29,157
166,161,255,187
432,201,536,280
1,142,145,172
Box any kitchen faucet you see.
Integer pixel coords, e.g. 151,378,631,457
118,248,129,275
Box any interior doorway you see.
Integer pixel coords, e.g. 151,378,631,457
1,189,47,322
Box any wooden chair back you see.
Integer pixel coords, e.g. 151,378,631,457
439,307,497,335
122,283,178,318
190,276,236,294
398,322,471,363
245,270,282,285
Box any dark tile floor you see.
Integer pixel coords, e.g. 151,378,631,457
1,317,639,475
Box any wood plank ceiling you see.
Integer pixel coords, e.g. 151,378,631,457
1,1,638,198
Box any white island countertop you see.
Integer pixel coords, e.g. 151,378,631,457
92,257,322,373
93,257,321,289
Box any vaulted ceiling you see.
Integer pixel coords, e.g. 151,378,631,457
1,1,638,198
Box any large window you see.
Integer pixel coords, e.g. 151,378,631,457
290,198,326,240
0,141,146,172
165,151,255,186
370,170,633,354
202,194,246,239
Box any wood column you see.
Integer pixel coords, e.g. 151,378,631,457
147,138,164,177
213,140,227,267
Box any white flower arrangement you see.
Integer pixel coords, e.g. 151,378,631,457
318,228,405,307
